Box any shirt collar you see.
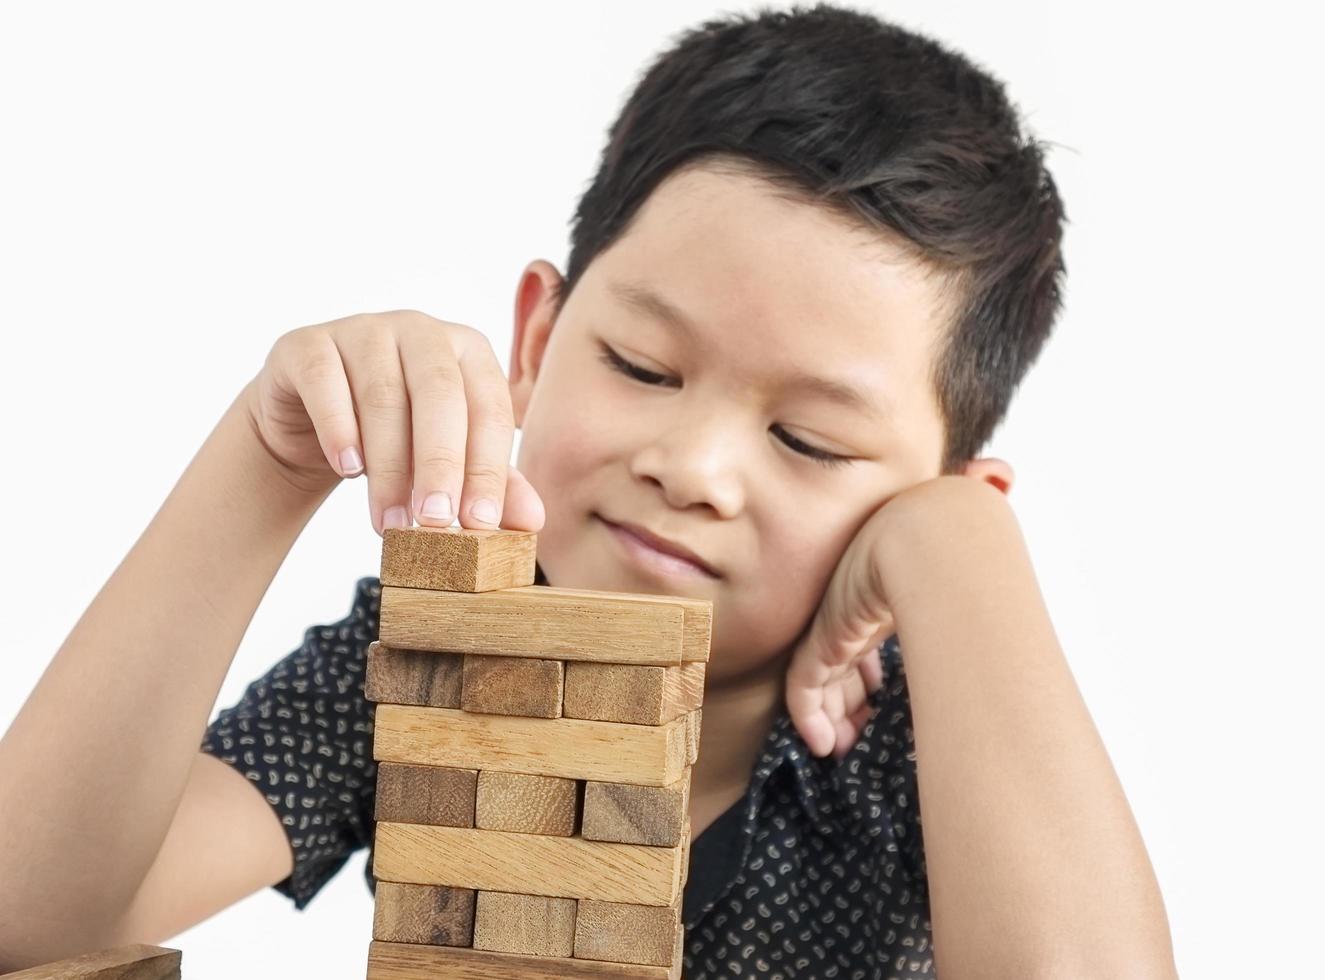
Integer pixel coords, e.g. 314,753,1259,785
745,638,901,837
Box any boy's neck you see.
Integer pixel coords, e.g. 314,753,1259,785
689,651,790,814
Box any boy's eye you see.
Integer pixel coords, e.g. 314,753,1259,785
596,342,853,470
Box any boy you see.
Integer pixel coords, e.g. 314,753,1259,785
0,4,1177,977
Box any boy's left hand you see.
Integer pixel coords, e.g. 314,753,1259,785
784,474,991,758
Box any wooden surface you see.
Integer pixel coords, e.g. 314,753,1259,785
379,586,711,665
562,661,706,725
1,945,181,979
460,654,564,718
475,770,579,836
472,891,577,957
365,643,463,709
366,940,683,979
581,772,691,846
372,704,689,786
380,526,537,592
372,881,476,947
373,822,684,906
574,899,683,967
373,761,477,827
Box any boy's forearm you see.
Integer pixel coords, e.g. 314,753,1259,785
0,380,333,950
883,487,1178,980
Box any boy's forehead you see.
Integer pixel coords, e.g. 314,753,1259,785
590,163,951,396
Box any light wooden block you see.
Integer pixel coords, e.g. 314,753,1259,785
373,823,684,906
373,881,475,947
684,708,702,765
461,654,563,718
562,661,705,725
574,899,682,967
581,772,690,846
373,704,689,786
374,762,477,827
1,944,181,979
365,642,463,709
472,891,576,957
366,940,682,979
475,770,578,836
381,526,537,592
380,586,711,665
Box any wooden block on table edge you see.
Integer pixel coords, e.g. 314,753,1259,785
581,770,690,846
475,769,578,836
563,661,706,725
574,898,683,967
381,526,537,592
379,585,712,666
472,890,577,957
373,822,683,906
374,762,477,827
365,642,463,709
461,654,564,718
366,939,682,980
373,704,689,786
373,881,476,947
0,943,181,979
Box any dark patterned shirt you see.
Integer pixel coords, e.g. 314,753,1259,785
201,574,934,978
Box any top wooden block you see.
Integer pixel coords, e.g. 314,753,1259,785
381,526,537,592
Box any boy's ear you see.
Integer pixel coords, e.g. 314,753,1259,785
509,259,565,428
960,457,1015,496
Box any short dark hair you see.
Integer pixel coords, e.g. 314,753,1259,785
553,2,1067,475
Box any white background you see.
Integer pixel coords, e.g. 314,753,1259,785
2,2,1320,977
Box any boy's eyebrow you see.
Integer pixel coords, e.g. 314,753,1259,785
608,278,893,422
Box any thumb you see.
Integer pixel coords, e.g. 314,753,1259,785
500,465,546,531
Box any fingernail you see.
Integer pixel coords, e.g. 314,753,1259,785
420,492,453,522
339,447,363,476
471,498,499,525
383,505,410,530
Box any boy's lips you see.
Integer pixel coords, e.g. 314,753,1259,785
596,514,722,578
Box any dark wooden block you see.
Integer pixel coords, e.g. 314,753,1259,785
374,761,477,827
365,642,463,708
373,881,476,947
581,772,690,847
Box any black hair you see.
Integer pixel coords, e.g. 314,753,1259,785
553,2,1066,475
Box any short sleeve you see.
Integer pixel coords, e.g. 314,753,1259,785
200,575,382,910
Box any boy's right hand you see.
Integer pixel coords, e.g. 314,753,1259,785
244,310,546,536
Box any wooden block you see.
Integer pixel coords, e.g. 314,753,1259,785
574,898,682,966
374,762,477,827
461,654,563,718
373,823,684,906
381,526,537,592
380,586,711,665
366,940,682,979
472,891,576,957
475,770,578,836
1,944,181,979
365,642,463,708
684,707,702,765
562,661,705,725
373,704,688,786
581,771,690,846
373,881,475,946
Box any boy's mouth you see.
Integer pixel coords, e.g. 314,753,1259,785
594,514,722,580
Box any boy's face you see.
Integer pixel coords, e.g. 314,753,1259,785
509,161,962,687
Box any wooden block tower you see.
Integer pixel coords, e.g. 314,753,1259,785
364,525,710,979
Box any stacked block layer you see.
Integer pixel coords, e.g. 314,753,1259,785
364,526,711,979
